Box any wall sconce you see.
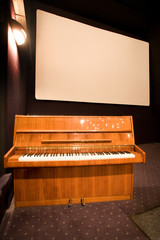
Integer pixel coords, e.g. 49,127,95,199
10,19,27,45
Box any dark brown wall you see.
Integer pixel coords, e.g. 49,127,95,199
25,1,156,145
0,2,7,175
0,0,27,174
149,19,160,141
1,0,160,174
5,0,27,153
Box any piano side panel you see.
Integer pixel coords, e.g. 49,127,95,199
134,145,146,163
4,146,15,168
14,164,133,207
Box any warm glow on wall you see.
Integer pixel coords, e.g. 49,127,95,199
8,25,17,55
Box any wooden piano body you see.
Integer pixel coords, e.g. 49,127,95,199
4,115,145,207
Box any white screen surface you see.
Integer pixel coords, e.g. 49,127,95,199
35,9,150,106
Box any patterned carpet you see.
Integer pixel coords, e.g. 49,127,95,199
0,142,160,240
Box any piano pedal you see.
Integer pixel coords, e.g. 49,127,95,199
68,198,72,207
81,198,85,206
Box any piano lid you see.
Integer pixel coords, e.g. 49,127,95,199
13,115,135,147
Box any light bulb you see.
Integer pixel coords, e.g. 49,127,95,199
10,19,27,45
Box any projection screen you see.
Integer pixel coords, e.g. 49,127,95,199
35,9,150,106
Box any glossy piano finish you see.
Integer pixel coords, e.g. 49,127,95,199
4,115,145,207
13,164,134,207
12,115,135,148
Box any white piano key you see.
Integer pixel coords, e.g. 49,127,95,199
18,151,135,161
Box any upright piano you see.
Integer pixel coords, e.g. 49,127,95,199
4,115,145,207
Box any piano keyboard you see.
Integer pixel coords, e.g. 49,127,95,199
18,151,135,161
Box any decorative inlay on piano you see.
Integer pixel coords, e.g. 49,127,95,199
4,115,145,207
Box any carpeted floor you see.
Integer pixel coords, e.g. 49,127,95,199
0,142,160,240
0,200,149,240
131,206,160,240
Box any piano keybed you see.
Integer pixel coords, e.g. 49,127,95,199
18,151,135,161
